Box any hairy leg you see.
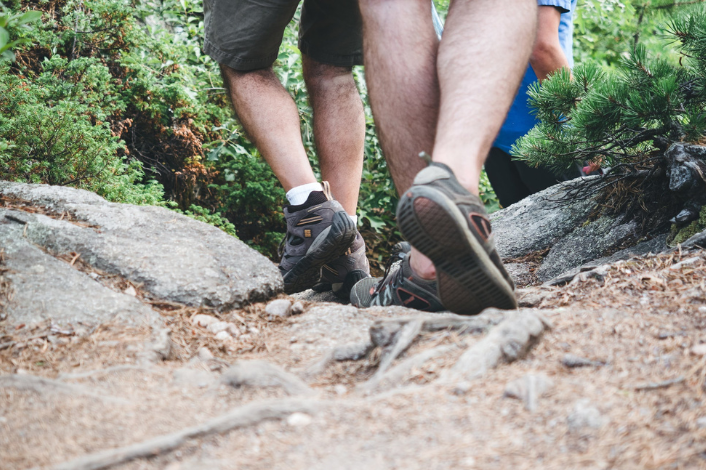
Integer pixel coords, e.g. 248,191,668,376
358,0,439,196
432,0,537,194
302,55,365,215
220,64,316,192
360,0,536,279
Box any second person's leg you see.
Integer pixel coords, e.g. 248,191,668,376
302,56,365,216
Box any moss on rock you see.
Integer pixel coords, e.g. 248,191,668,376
669,206,706,246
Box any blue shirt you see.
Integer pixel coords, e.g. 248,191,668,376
493,0,577,154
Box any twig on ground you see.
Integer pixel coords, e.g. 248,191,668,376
634,376,685,391
38,399,320,470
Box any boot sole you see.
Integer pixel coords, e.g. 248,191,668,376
283,211,357,294
396,186,517,315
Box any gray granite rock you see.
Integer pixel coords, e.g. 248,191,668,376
491,179,596,259
544,233,668,286
0,181,282,310
535,217,637,282
0,211,161,326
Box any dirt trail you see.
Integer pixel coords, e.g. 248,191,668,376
3,248,706,470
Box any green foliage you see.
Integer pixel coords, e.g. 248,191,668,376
573,0,687,69
0,60,163,204
513,6,706,173
169,202,237,237
0,2,41,62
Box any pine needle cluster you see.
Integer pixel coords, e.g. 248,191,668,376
512,8,706,175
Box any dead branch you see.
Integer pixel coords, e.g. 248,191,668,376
39,398,320,470
221,360,314,396
562,354,604,368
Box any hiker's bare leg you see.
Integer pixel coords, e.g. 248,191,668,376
303,55,365,215
359,0,439,196
432,0,537,194
360,0,536,279
220,64,316,192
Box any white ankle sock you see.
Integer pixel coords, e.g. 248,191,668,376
349,214,358,225
286,182,323,206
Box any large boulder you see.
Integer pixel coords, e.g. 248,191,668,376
0,213,161,326
0,182,282,312
491,179,595,260
491,179,668,284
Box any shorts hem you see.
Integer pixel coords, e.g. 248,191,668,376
204,38,278,71
298,39,363,67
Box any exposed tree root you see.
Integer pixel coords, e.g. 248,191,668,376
439,311,551,384
303,341,375,379
221,360,315,396
359,343,459,394
58,365,160,380
38,398,320,470
0,374,127,403
368,311,505,347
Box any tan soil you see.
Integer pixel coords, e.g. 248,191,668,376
2,248,706,470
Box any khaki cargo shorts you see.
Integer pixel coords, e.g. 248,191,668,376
203,0,363,71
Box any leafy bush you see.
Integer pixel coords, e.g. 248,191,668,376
0,59,163,204
0,1,41,62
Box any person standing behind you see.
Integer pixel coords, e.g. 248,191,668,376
484,0,578,208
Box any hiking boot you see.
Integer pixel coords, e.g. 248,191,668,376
314,230,371,300
279,182,357,294
349,241,444,311
395,160,517,315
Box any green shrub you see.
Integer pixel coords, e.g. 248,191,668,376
0,59,163,204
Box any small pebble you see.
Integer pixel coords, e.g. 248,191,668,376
88,272,100,280
248,327,260,335
286,412,312,427
123,286,137,297
207,321,234,334
198,347,214,361
567,399,604,431
504,373,553,412
452,381,473,396
192,314,219,328
226,323,241,337
291,301,305,315
334,384,347,395
214,331,233,342
266,299,292,318
697,417,706,429
691,344,706,356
